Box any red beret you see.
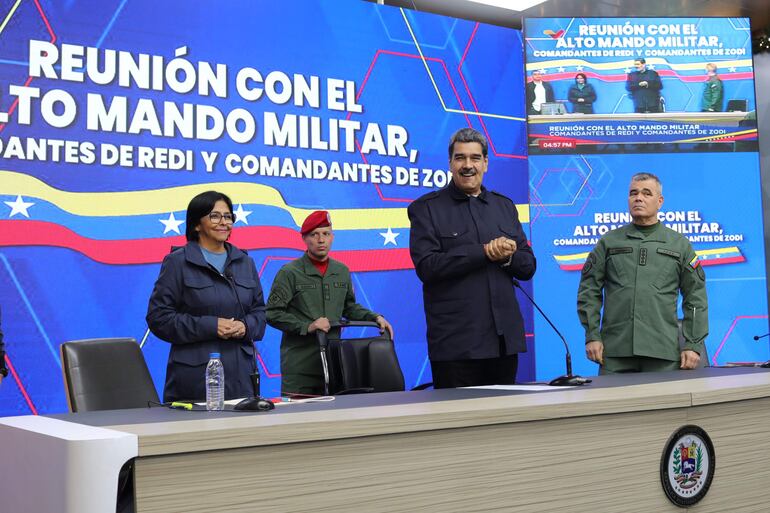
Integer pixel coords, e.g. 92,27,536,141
300,210,332,235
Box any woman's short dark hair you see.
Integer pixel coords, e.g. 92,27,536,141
185,191,234,241
575,72,587,82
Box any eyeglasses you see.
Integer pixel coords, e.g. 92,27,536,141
208,212,236,224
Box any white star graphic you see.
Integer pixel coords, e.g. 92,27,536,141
575,65,584,71
728,66,737,73
160,212,184,234
379,227,400,246
648,64,656,70
4,195,34,218
557,66,565,73
233,204,252,225
624,67,631,74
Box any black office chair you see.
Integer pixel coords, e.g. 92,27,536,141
317,321,405,395
60,337,158,513
60,337,159,412
726,99,748,112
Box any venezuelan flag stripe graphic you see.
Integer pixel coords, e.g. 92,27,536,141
553,247,745,271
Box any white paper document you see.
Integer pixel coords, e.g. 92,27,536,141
463,384,565,391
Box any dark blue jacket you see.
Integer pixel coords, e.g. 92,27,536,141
408,181,536,361
626,68,663,112
146,242,266,402
568,83,597,114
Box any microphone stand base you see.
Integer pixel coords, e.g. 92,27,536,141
549,374,591,386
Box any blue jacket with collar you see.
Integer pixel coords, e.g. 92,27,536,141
626,68,663,112
408,181,536,361
147,242,266,402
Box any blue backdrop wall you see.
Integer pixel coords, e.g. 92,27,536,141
0,3,767,417
0,0,531,415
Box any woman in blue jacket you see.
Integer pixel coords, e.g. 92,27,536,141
568,73,597,114
147,191,266,402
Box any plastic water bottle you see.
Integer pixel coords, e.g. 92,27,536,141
205,353,225,411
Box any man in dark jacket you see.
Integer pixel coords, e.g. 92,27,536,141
626,58,663,113
408,128,536,388
525,70,555,115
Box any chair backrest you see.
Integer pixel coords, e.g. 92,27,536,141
726,99,748,112
326,326,405,394
60,338,159,412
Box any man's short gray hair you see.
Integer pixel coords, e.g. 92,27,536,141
448,128,488,159
631,172,663,194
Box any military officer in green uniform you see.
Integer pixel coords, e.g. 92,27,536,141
577,172,708,374
266,211,393,395
701,63,723,112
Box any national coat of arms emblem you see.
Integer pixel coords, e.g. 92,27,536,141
660,425,715,506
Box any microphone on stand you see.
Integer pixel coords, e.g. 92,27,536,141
224,269,262,397
513,280,591,386
315,329,331,395
224,270,247,321
752,334,770,368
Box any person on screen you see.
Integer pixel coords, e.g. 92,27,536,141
701,63,723,112
408,128,536,388
525,70,554,115
266,211,393,396
0,307,7,384
626,58,663,113
568,73,597,114
577,173,708,374
146,191,266,402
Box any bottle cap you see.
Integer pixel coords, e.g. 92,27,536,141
210,352,221,358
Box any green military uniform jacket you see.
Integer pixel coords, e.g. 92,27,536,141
266,253,380,394
702,75,723,112
577,223,708,361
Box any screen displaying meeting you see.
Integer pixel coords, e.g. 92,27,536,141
524,17,758,154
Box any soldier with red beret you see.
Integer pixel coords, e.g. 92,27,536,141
266,211,393,395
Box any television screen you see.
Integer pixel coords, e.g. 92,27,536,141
524,17,758,154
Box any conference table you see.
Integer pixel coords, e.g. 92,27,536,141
2,367,770,512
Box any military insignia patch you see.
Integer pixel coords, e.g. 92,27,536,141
268,290,286,305
657,248,681,259
582,254,595,274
